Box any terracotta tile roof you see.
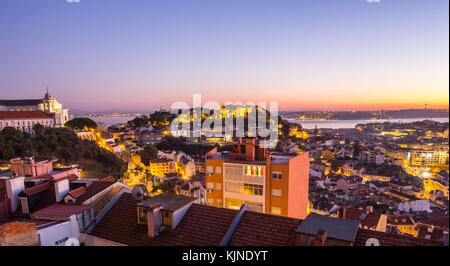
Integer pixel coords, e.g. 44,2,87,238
228,211,301,246
355,229,443,246
0,111,52,120
97,176,115,183
67,174,80,182
67,186,86,199
32,203,92,217
32,182,57,212
90,193,237,246
346,207,381,229
0,222,37,237
89,193,444,247
74,180,115,203
22,181,50,196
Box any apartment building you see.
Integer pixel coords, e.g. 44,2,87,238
205,138,309,219
407,146,449,170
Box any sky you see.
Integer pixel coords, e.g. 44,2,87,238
0,0,448,112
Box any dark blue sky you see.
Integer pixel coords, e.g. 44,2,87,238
0,0,448,112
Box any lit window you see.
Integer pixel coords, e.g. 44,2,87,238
216,199,222,207
207,182,214,190
137,207,147,224
244,165,264,177
225,198,243,210
271,207,282,215
243,183,263,196
215,183,222,191
162,211,172,227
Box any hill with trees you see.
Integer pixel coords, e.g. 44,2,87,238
0,126,126,178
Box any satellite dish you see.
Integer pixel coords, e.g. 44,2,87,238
131,186,146,201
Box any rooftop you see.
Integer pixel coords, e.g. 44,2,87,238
295,213,360,243
0,111,53,120
32,203,92,217
137,193,197,211
89,193,444,246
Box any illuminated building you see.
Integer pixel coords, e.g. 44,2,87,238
406,146,449,172
205,138,310,219
0,90,69,128
149,158,176,178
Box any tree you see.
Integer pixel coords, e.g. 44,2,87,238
64,118,97,130
139,144,158,166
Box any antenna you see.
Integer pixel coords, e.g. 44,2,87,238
131,186,146,201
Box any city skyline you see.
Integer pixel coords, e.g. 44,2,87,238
0,0,449,112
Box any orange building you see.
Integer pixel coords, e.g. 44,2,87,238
205,138,309,219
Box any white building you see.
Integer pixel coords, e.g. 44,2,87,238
0,111,54,134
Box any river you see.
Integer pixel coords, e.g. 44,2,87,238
286,117,449,129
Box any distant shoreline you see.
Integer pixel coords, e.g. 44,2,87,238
286,117,449,130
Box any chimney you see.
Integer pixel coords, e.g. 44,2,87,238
147,204,162,238
313,230,328,246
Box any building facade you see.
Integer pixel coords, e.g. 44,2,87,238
0,90,69,128
0,111,54,134
205,138,310,219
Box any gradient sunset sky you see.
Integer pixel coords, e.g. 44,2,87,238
0,0,448,112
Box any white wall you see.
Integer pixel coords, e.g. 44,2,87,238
173,203,193,229
4,176,25,211
38,221,73,246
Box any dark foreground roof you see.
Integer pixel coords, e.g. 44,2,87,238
90,193,444,246
90,193,238,246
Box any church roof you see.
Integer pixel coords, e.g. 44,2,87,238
0,111,53,120
0,99,44,106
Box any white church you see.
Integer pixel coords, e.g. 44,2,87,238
0,89,69,133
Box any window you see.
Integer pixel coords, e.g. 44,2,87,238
215,166,222,174
215,183,222,191
162,211,172,227
216,199,222,207
207,182,214,190
272,172,282,180
272,189,282,197
243,183,263,196
271,207,282,215
225,181,242,193
244,165,264,177
206,166,214,175
138,207,147,223
207,198,214,206
225,198,243,210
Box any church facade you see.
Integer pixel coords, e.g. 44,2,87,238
0,90,69,128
